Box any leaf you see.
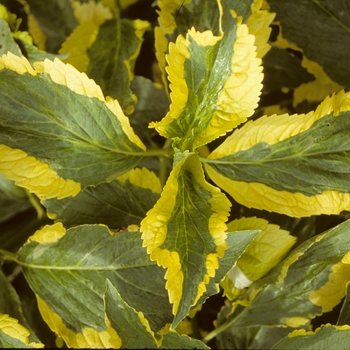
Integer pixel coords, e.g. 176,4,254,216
262,45,315,93
43,168,161,229
155,0,273,90
129,76,169,147
60,1,149,113
193,229,261,308
267,0,350,88
0,270,42,346
23,0,78,52
153,1,263,151
14,31,69,64
141,152,231,328
0,18,21,56
0,175,31,223
0,53,145,200
337,284,350,325
221,217,296,300
87,18,149,113
271,324,350,350
17,223,173,347
0,314,43,348
218,219,350,329
155,0,223,90
104,279,209,349
217,323,304,350
206,90,350,217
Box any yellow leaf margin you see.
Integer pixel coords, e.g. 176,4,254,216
0,314,44,348
141,153,230,316
36,297,121,349
207,90,350,217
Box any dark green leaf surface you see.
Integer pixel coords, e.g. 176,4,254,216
268,0,350,88
87,18,148,112
271,324,350,350
0,328,37,349
0,176,31,223
209,112,350,196
194,229,260,308
218,219,350,329
19,39,69,65
43,178,160,229
0,68,144,188
104,279,157,348
337,284,350,325
141,153,231,328
105,279,209,349
0,270,40,345
217,323,305,350
129,76,169,146
18,225,173,333
262,45,315,93
25,0,78,52
0,19,21,56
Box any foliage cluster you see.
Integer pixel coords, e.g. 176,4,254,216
1,0,350,349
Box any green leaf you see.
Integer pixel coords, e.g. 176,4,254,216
217,323,304,350
129,76,169,147
0,270,42,346
0,18,21,56
141,152,231,328
271,324,350,350
0,53,145,200
0,175,31,223
153,0,263,150
206,90,350,217
262,45,315,93
268,0,350,88
155,0,222,89
220,217,296,300
337,283,350,326
194,229,261,308
217,219,350,330
104,279,209,349
87,18,149,113
17,223,173,347
43,168,161,229
14,31,69,64
59,1,149,113
24,0,78,53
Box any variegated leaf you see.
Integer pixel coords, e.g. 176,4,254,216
17,223,173,347
153,0,264,150
206,90,350,217
141,152,231,327
0,53,145,200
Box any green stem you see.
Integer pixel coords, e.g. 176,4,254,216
27,191,46,219
0,249,19,264
202,315,239,344
143,147,174,158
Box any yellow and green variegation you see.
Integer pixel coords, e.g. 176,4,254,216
216,219,350,331
152,0,267,151
141,152,231,327
0,53,145,200
206,90,350,217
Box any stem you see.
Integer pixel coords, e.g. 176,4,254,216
202,315,239,344
0,249,19,264
27,191,46,219
143,147,174,158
